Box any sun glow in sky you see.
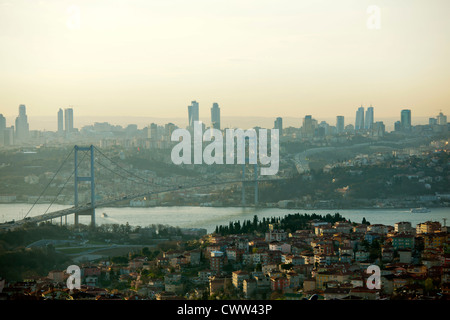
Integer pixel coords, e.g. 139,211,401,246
0,0,449,127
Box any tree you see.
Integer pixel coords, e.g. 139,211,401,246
424,278,434,292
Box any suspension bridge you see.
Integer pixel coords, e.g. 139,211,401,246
1,145,286,230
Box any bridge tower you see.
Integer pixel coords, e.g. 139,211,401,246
241,163,258,206
241,136,259,207
74,145,96,227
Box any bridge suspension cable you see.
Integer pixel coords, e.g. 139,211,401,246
41,150,89,217
93,146,173,188
23,148,74,219
94,158,156,189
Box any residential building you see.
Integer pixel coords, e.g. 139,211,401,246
265,229,287,242
270,276,289,292
395,222,412,233
232,271,249,290
209,277,230,296
392,234,415,250
243,278,257,298
210,251,225,274
398,250,413,264
269,241,291,254
416,221,441,234
423,233,448,250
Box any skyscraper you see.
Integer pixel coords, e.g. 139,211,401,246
65,108,74,133
437,112,447,125
188,101,199,129
165,123,177,138
57,108,64,133
148,123,158,140
211,102,221,130
336,116,345,134
401,109,411,131
274,117,283,136
372,121,385,137
302,115,316,138
355,106,365,131
0,114,6,131
15,104,29,142
0,114,6,147
365,105,374,130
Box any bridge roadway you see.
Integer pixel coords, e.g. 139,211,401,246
1,177,287,231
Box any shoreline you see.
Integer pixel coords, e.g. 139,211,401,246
1,202,448,211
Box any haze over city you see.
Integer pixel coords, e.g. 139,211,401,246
1,0,449,127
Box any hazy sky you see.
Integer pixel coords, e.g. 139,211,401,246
1,0,449,129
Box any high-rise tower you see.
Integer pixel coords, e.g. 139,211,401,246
65,108,74,133
274,117,283,136
355,106,365,131
211,102,221,130
188,101,199,129
336,116,345,134
57,108,64,133
401,109,411,131
15,104,29,142
365,106,374,130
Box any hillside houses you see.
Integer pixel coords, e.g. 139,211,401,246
1,217,448,301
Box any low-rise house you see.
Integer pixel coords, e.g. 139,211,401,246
349,287,380,300
381,247,394,262
333,222,352,234
286,272,300,289
323,287,351,300
339,253,352,264
302,278,316,293
209,277,230,296
265,229,287,242
243,279,257,298
354,250,370,262
367,224,389,235
301,253,315,265
283,254,305,266
364,232,382,244
198,270,213,283
406,265,427,279
393,275,413,290
269,241,291,254
47,270,66,283
398,250,413,264
85,276,98,287
353,224,368,234
395,222,413,234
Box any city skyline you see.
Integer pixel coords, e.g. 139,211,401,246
0,103,447,133
0,0,449,121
